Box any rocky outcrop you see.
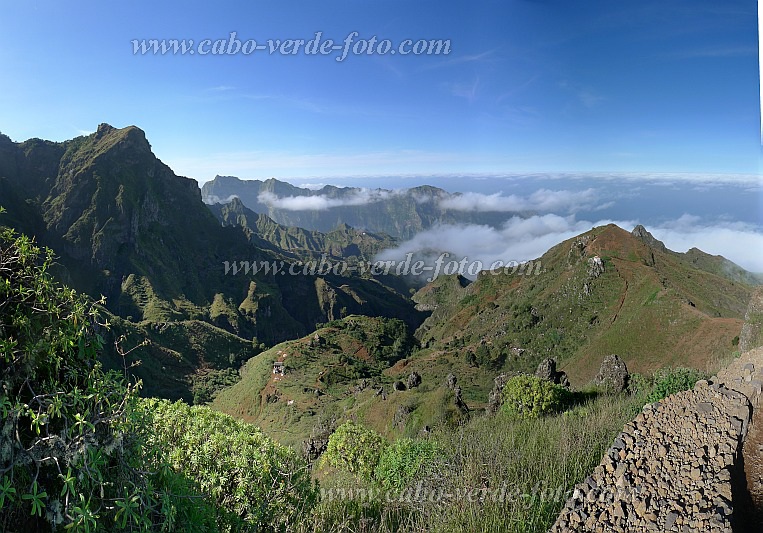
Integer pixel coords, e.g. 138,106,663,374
632,224,667,252
587,256,605,278
407,371,422,389
393,405,411,429
302,419,335,463
535,358,570,388
594,354,630,393
443,373,469,414
486,373,513,414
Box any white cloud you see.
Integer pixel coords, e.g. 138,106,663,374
411,191,436,204
203,194,239,205
298,182,328,190
650,216,763,273
438,188,601,213
257,189,395,211
447,77,480,103
375,214,635,279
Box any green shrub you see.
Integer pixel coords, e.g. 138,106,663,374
320,421,387,481
627,372,650,396
142,399,318,531
646,367,707,403
0,222,315,532
375,438,444,492
500,374,572,419
0,225,170,531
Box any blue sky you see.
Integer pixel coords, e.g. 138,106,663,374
0,0,759,181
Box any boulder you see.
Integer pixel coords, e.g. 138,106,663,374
535,358,570,388
407,371,422,389
594,354,630,393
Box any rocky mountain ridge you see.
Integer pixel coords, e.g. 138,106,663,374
208,197,396,262
201,175,511,239
0,124,424,400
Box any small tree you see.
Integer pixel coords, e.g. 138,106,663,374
0,223,165,530
500,374,572,419
646,367,707,403
320,421,387,482
142,399,318,530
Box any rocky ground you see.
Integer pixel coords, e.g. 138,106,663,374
550,382,749,532
740,405,763,531
717,347,763,531
551,346,763,533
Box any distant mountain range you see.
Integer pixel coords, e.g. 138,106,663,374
207,197,396,262
201,175,511,239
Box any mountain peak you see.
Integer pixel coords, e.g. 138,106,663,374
631,224,667,251
90,124,150,152
95,123,116,136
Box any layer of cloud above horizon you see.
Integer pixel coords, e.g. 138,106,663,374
257,189,398,211
254,187,605,214
374,215,763,276
438,189,603,213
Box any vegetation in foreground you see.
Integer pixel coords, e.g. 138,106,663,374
0,221,316,531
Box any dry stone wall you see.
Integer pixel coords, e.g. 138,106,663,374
551,287,763,532
550,380,751,532
550,354,763,532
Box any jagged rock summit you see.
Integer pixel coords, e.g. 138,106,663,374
631,224,667,251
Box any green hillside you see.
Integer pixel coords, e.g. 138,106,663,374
414,224,750,384
213,224,753,449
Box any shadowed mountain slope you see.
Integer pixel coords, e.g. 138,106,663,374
0,125,424,400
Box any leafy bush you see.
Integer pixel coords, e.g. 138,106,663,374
0,221,316,532
500,374,572,419
627,372,650,396
320,421,387,481
645,367,707,403
142,399,318,531
0,224,169,531
375,438,443,492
